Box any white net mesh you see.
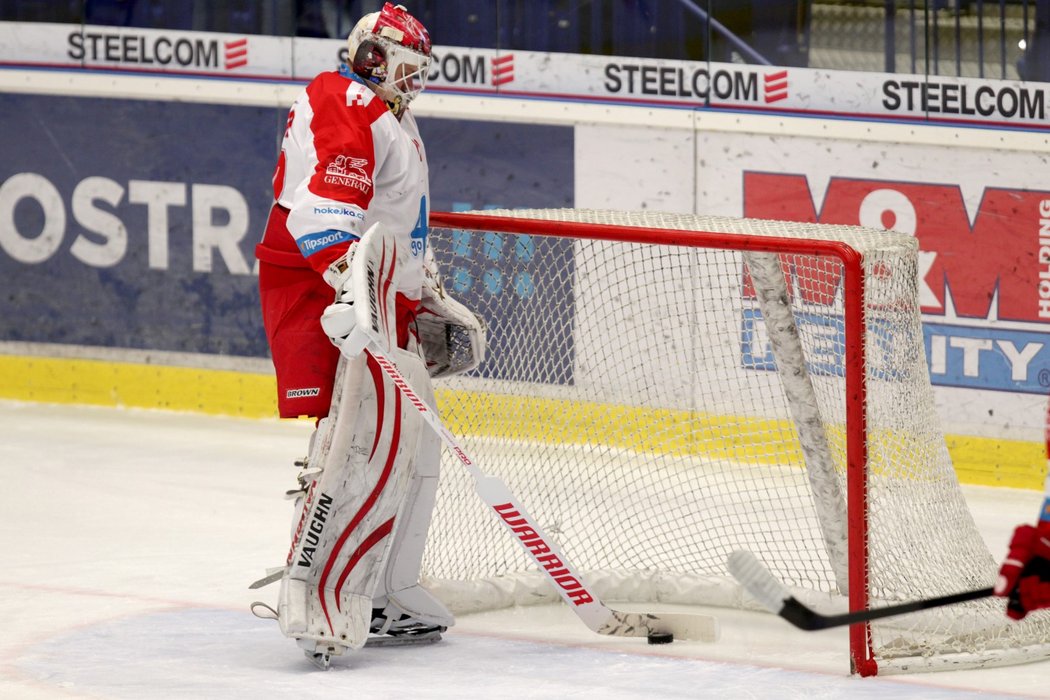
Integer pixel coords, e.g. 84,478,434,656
419,208,1050,674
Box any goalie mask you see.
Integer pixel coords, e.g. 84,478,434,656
348,3,432,118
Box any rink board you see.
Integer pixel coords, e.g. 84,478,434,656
0,350,1040,490
2,23,1050,488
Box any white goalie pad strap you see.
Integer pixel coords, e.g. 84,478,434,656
278,345,425,651
373,364,454,628
417,249,486,378
285,415,332,541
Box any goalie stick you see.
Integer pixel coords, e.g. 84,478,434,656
338,222,718,643
359,341,718,642
727,398,1050,632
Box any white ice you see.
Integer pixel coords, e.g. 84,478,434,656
2,400,1049,699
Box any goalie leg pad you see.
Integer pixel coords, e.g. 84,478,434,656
371,362,454,630
277,347,425,652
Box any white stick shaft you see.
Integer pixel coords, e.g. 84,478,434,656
363,345,609,627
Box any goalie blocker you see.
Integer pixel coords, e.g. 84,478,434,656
255,222,485,668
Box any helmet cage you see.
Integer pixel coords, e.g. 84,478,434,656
353,36,431,105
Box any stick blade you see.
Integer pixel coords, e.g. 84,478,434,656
597,610,720,642
648,612,720,642
727,550,792,614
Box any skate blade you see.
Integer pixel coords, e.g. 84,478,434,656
248,568,285,590
305,650,332,670
297,639,346,670
364,629,443,648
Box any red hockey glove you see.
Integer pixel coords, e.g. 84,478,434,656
995,523,1050,620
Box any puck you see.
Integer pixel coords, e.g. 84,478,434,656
647,632,674,645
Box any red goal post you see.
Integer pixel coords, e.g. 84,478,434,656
419,208,1049,675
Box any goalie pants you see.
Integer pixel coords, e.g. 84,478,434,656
256,203,419,418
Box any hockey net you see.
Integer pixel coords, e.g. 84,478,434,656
418,208,1050,675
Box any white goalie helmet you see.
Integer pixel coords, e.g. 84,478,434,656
347,3,433,117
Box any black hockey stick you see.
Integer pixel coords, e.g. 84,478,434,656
728,395,1050,631
726,550,994,630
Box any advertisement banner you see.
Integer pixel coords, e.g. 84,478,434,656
691,131,1050,423
1,19,1048,463
0,93,279,356
0,21,292,78
0,94,573,362
3,22,1050,131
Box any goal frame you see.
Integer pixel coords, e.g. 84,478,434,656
429,210,878,675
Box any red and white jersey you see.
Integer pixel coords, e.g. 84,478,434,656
271,66,429,299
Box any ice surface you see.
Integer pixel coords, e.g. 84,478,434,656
1,400,1047,699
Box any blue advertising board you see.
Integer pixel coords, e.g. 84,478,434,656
0,94,575,368
0,92,280,356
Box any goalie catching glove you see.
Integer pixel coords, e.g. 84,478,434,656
416,248,485,378
995,521,1050,620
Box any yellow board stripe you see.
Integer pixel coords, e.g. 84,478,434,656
434,389,806,465
944,434,1045,490
0,354,279,418
0,354,1042,489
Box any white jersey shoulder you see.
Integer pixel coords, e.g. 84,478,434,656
275,69,430,298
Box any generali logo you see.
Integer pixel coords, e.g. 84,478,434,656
492,54,514,86
323,154,372,192
764,70,788,103
224,37,248,70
